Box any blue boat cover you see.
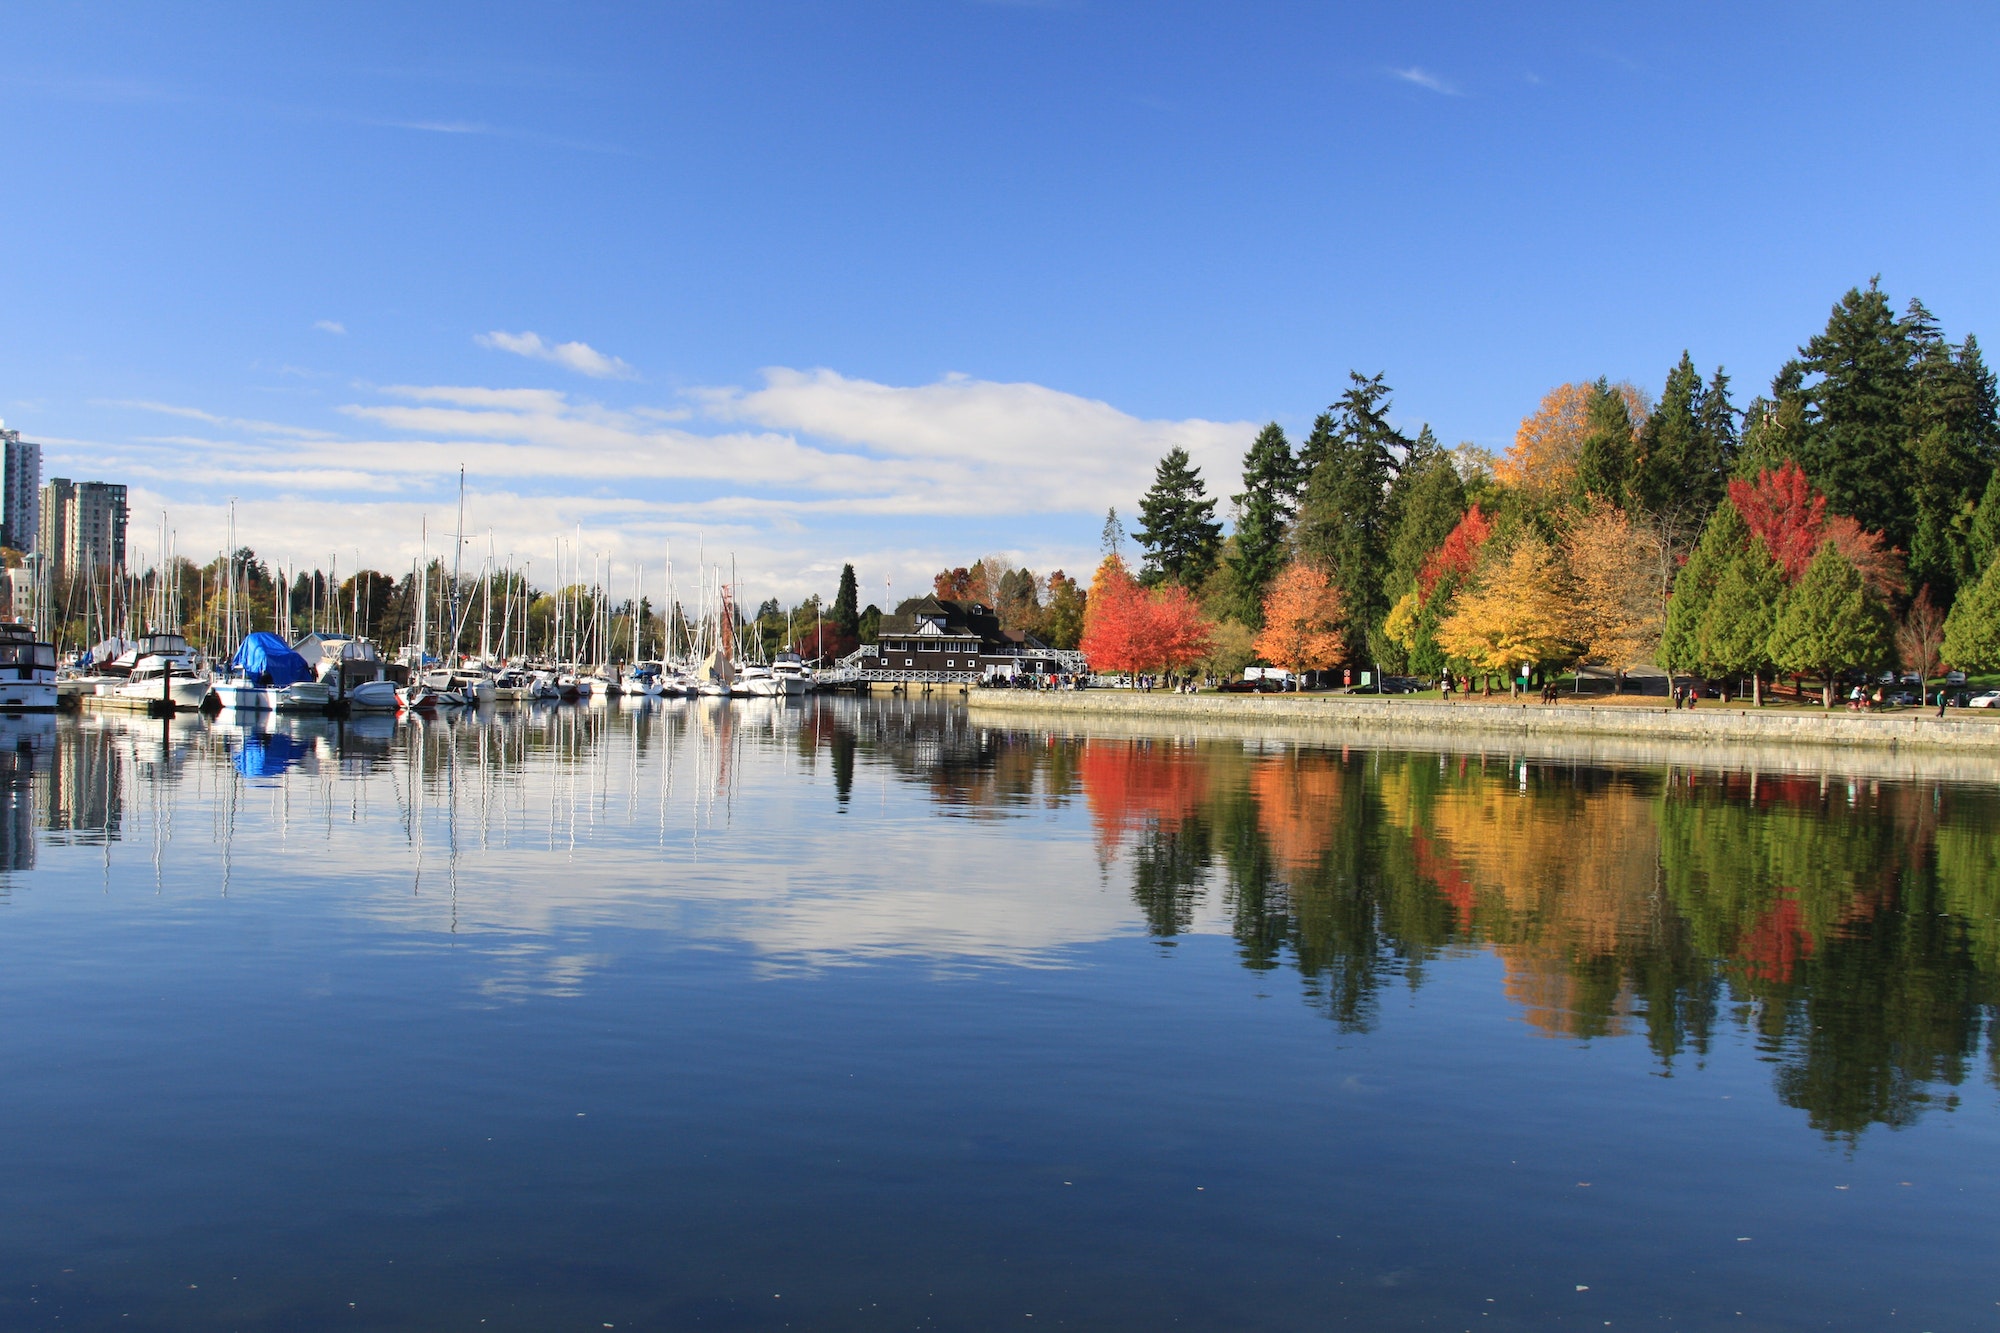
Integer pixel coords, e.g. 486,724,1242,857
229,632,316,687
234,732,302,779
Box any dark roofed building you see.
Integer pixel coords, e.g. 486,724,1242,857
857,596,1083,682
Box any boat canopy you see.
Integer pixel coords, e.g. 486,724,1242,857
229,632,316,687
86,636,132,667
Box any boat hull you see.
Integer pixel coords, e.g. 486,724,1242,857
0,682,58,712
212,680,332,713
90,677,212,711
344,680,401,711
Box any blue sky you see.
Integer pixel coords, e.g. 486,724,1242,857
2,2,1995,605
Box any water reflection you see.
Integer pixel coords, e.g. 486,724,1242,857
1019,734,2000,1140
17,700,2000,1142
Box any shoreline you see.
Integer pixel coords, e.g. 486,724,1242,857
962,688,2000,766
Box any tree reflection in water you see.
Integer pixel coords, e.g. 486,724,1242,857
924,727,2000,1141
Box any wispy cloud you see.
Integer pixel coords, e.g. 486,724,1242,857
105,399,340,440
475,330,636,380
313,319,347,335
1391,66,1461,96
384,119,490,135
367,116,632,156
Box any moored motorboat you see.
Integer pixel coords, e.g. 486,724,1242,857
769,650,813,696
0,624,59,712
211,633,329,713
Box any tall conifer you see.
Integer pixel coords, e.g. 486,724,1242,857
1797,280,1917,544
1660,501,1749,673
1768,541,1894,705
1134,448,1223,587
1295,372,1406,659
1225,423,1299,626
1943,551,2000,670
832,563,860,637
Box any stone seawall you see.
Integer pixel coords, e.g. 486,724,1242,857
963,688,2000,770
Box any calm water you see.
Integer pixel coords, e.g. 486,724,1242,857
0,700,1996,1331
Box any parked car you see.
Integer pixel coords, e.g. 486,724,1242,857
1969,691,2000,709
1900,671,1924,685
1891,690,1918,706
1946,670,1968,684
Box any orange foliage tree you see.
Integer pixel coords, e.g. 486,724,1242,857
1079,555,1213,679
1497,382,1649,499
1254,562,1348,683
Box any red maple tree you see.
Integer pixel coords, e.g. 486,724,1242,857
1417,503,1495,601
1728,462,1825,582
1727,461,1905,597
1079,555,1213,676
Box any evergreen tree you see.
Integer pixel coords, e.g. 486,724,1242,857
1971,468,2000,574
1768,541,1895,705
1942,551,2000,670
1101,507,1126,557
1574,378,1639,509
858,603,882,645
1385,432,1466,597
1633,352,1736,526
832,563,860,637
1738,362,1810,479
1134,448,1223,587
1696,539,1784,689
1796,280,1917,545
1659,501,1748,673
1905,312,2000,601
1225,423,1300,627
1700,366,1740,473
1295,371,1407,659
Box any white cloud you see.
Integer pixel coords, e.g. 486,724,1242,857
93,366,1256,604
475,330,636,380
699,367,1246,512
313,319,347,335
1391,66,1461,96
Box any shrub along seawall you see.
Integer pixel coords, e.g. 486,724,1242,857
963,688,2000,757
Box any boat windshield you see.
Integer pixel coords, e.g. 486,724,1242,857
0,644,55,667
140,634,191,654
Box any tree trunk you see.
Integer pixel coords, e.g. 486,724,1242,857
1752,672,1762,707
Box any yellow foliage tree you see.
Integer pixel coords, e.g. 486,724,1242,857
1254,562,1347,682
1436,533,1580,678
1383,589,1422,658
1496,382,1651,499
1562,503,1666,669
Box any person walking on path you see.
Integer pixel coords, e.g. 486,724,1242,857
1937,688,1949,718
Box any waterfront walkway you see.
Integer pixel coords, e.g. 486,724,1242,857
964,688,2000,757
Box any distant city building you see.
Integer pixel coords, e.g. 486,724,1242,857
37,478,128,580
3,567,32,624
0,423,42,553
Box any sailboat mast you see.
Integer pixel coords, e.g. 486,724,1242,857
449,465,466,664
